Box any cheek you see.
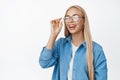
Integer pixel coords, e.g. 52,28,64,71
79,19,84,24
66,23,69,28
77,21,84,27
76,21,84,30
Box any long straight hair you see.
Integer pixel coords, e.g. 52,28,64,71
64,5,94,80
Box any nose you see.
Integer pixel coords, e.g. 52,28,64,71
69,17,74,22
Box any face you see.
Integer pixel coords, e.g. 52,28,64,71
65,7,84,35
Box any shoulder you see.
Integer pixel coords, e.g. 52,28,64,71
92,41,107,69
92,41,103,51
92,41,106,62
92,41,105,58
55,37,69,44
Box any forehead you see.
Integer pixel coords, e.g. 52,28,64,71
66,7,83,16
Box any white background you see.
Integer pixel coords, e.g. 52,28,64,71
0,0,120,80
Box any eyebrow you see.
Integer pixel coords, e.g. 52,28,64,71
65,14,82,17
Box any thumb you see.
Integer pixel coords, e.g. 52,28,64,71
59,21,63,28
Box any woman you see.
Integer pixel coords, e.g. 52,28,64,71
39,5,107,80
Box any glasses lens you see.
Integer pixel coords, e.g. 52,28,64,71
73,15,79,22
64,15,81,22
64,16,70,22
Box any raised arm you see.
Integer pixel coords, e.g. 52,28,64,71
39,18,63,68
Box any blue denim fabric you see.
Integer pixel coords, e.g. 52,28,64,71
39,35,107,80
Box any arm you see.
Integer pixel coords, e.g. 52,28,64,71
94,48,108,80
39,18,63,68
39,38,61,68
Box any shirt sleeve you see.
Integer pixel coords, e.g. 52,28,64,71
94,48,108,80
39,38,60,68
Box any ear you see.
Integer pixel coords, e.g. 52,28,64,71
82,18,85,28
82,24,85,30
83,17,85,23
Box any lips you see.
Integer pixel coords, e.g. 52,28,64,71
68,24,76,30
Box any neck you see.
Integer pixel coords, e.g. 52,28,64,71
71,32,84,47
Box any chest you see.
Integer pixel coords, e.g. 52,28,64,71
59,43,87,72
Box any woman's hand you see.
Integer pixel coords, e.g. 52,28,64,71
50,17,63,37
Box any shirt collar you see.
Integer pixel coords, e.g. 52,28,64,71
66,35,86,48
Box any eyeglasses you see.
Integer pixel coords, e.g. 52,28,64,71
64,14,84,23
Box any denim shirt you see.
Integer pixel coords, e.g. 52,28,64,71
39,35,107,80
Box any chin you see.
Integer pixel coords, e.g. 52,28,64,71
69,31,77,34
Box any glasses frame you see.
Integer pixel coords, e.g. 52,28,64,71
64,14,84,23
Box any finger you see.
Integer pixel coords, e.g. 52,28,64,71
51,20,56,27
57,18,62,23
58,17,62,21
51,18,61,27
56,18,62,26
51,20,55,24
55,20,58,27
59,21,63,28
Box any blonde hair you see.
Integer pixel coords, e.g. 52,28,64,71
64,5,94,80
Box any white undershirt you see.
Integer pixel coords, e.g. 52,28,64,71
67,43,78,80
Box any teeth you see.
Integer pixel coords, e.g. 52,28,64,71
69,25,76,30
69,25,75,28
